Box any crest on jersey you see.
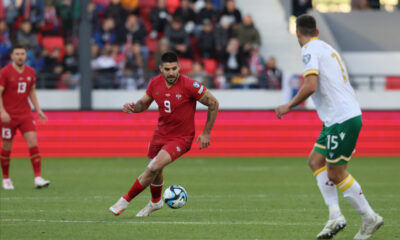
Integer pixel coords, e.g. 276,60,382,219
176,93,182,100
193,81,200,88
302,54,311,64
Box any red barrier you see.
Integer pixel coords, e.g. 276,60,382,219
6,111,400,157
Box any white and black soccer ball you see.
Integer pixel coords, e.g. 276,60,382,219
163,185,187,209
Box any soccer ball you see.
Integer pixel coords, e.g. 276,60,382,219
163,185,187,209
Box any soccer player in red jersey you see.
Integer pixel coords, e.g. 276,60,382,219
109,52,219,217
0,44,50,190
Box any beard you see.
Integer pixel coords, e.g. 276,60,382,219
165,74,179,85
15,60,25,67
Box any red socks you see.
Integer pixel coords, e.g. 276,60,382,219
1,149,11,179
150,184,163,203
29,146,42,177
123,179,146,202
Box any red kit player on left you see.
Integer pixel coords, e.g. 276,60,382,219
0,44,50,190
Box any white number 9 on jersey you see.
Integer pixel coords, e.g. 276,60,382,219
164,100,171,113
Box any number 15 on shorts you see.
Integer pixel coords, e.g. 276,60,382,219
327,135,338,150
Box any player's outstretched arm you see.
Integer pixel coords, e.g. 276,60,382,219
196,91,219,149
29,85,48,122
275,74,318,119
0,87,11,124
123,94,154,114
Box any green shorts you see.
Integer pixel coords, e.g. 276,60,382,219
313,116,362,165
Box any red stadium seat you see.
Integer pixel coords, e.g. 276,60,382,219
166,0,180,13
203,58,218,75
386,76,400,89
179,58,193,74
41,36,65,61
145,37,158,52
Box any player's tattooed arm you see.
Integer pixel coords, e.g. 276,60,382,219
196,91,219,149
123,94,154,113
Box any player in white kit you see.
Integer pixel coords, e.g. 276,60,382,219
275,15,383,240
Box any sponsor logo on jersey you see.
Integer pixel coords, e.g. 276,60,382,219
193,81,200,88
303,54,311,64
155,92,159,95
176,93,182,100
10,77,15,81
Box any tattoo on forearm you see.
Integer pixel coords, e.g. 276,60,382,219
135,100,145,112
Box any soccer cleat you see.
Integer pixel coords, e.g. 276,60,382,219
316,215,347,239
2,179,14,190
109,197,129,216
34,177,50,189
136,200,163,217
354,214,384,240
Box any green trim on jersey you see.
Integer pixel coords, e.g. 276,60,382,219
313,116,362,165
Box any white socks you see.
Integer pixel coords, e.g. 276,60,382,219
314,166,342,219
337,174,376,224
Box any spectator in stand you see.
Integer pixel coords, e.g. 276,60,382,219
59,43,79,89
223,38,244,77
149,0,171,39
23,0,45,28
116,64,142,89
197,18,216,59
16,20,39,53
174,0,197,34
93,17,118,49
265,56,282,89
248,44,265,86
40,4,61,36
56,0,80,40
118,14,147,46
87,1,101,31
215,15,232,61
190,61,209,87
154,38,170,68
234,14,261,58
219,0,242,25
105,0,128,30
213,65,228,89
292,0,312,17
41,48,63,88
62,43,78,75
3,0,23,30
0,20,12,67
198,0,217,25
92,48,118,88
165,16,192,59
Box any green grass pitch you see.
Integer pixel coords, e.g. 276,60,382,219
1,157,399,240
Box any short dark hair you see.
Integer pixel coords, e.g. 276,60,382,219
11,44,27,53
161,51,178,64
296,14,317,36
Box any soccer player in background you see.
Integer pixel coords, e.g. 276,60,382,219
0,44,50,190
275,15,383,240
109,52,219,217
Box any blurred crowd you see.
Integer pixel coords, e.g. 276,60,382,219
0,0,283,90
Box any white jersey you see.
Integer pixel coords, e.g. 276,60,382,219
301,38,361,126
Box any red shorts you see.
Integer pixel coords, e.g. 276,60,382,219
1,114,36,140
147,136,193,161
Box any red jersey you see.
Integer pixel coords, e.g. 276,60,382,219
146,74,207,138
0,64,36,116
